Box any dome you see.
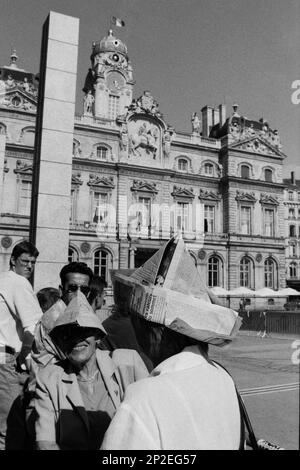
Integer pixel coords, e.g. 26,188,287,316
92,29,128,58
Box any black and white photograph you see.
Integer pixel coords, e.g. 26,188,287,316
0,0,299,455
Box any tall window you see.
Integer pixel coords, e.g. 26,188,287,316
264,169,273,182
176,202,189,232
240,206,251,234
108,95,120,119
70,189,76,223
289,262,297,278
241,165,250,179
137,197,151,228
208,256,222,287
68,247,79,263
204,205,215,233
240,257,253,288
94,249,109,282
289,225,296,237
264,258,277,289
204,163,214,176
264,209,274,236
18,180,32,215
178,159,188,171
96,146,108,160
93,192,108,224
289,208,295,219
289,191,294,201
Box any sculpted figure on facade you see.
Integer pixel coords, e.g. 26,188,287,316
191,112,201,133
120,122,129,153
6,75,15,89
83,90,95,115
22,77,30,93
129,121,159,159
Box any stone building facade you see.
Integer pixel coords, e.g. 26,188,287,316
283,172,300,291
0,33,291,295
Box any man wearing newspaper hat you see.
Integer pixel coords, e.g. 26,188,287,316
102,237,243,450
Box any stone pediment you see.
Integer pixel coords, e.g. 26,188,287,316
259,193,279,205
13,160,33,176
71,173,83,186
199,189,221,201
131,179,158,194
87,174,115,190
0,88,37,112
229,135,283,157
235,190,257,203
171,185,195,199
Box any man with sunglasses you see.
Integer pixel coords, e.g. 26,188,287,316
0,240,42,449
59,262,93,305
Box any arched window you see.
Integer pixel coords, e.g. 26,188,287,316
241,165,250,179
264,258,278,289
264,169,273,182
240,257,254,288
93,249,111,283
178,158,188,171
289,262,297,278
208,256,223,287
204,163,214,176
96,146,108,160
68,247,79,263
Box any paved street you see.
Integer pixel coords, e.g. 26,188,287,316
210,332,300,450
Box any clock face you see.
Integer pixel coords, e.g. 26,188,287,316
107,72,125,92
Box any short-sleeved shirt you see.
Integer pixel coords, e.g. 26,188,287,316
0,270,42,352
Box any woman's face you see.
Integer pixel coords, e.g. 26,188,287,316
60,327,98,369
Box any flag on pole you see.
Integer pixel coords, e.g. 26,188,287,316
111,16,125,27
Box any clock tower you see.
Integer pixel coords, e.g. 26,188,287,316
82,29,134,120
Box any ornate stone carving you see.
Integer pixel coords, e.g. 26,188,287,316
259,193,279,206
14,160,33,175
128,91,162,118
256,253,262,263
4,159,9,173
198,248,206,260
80,242,91,254
87,174,115,189
131,179,158,194
199,189,221,201
128,121,159,159
1,236,12,249
171,186,195,199
235,191,257,203
71,173,83,186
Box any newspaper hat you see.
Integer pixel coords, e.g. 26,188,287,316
113,237,242,346
50,291,107,338
40,298,67,334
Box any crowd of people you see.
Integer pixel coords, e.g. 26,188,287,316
0,239,245,450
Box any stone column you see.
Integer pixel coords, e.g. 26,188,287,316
0,134,6,215
30,12,79,291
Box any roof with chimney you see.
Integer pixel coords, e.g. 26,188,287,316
283,176,300,190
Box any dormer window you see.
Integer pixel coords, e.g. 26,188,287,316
178,158,188,172
204,163,214,176
264,169,273,182
96,146,108,160
241,165,250,179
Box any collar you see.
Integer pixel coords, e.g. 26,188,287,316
151,345,208,377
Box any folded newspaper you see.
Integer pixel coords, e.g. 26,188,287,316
113,237,242,346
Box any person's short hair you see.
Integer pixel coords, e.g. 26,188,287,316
37,287,61,313
10,240,39,267
87,275,107,306
59,262,94,287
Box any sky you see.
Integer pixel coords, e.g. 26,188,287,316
1,0,299,178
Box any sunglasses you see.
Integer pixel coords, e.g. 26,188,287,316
66,284,91,297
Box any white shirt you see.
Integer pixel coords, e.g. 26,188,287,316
101,345,241,450
0,270,42,352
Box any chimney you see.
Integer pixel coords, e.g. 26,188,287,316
291,171,296,185
213,108,220,126
219,104,226,126
201,106,214,137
